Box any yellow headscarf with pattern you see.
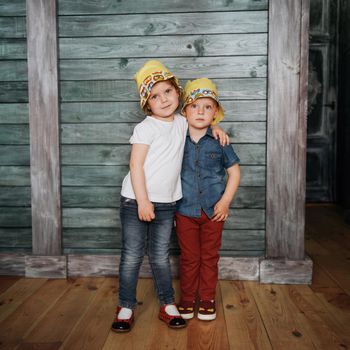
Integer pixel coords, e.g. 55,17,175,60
134,60,182,112
181,78,224,125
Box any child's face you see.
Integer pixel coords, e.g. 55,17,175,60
146,80,180,121
184,97,218,129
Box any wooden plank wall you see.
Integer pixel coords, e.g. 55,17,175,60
0,1,31,253
266,0,309,260
27,0,61,255
57,0,268,256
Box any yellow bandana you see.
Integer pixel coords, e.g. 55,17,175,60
182,78,224,125
134,60,182,111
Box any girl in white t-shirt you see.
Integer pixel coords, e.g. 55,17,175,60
111,60,228,333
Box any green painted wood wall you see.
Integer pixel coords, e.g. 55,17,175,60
0,0,268,256
0,1,31,252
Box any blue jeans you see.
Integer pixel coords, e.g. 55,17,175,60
118,196,176,309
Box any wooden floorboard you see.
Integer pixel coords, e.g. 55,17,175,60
60,277,117,350
306,206,350,295
0,205,349,349
0,276,20,294
0,278,47,323
0,279,71,350
220,280,272,350
146,280,189,350
185,284,230,350
20,278,105,345
310,262,350,340
287,284,350,349
248,282,316,349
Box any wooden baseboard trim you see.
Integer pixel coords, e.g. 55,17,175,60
67,255,260,280
260,256,313,284
0,253,25,276
67,254,119,277
67,255,179,278
25,255,67,278
0,253,313,284
219,257,260,281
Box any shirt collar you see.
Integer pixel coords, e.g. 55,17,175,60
206,128,215,138
186,127,215,139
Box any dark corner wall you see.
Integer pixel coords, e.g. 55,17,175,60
338,0,350,220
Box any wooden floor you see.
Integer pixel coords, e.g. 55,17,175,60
0,205,350,350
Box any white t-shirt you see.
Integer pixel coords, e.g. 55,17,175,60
121,113,188,202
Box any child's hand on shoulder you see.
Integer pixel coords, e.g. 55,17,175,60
137,199,155,221
211,199,230,222
211,125,230,146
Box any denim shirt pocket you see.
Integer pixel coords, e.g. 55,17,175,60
205,151,222,169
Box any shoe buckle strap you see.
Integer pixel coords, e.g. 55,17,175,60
199,307,214,312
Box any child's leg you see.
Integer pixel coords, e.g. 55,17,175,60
148,202,177,305
148,203,186,329
198,213,224,301
175,213,201,302
118,197,148,309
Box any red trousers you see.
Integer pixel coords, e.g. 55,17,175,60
175,211,224,301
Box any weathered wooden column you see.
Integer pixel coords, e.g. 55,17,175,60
26,0,65,277
261,0,313,283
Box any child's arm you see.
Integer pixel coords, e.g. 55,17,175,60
129,144,155,221
211,124,230,146
211,164,240,222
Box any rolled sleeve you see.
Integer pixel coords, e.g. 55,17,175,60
222,145,240,169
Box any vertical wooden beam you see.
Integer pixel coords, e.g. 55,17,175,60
26,0,62,255
266,0,310,259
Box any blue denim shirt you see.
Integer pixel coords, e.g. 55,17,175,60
177,128,240,218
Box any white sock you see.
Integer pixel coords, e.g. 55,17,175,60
165,304,180,316
118,307,133,319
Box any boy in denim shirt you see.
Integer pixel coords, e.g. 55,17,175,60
176,78,240,321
